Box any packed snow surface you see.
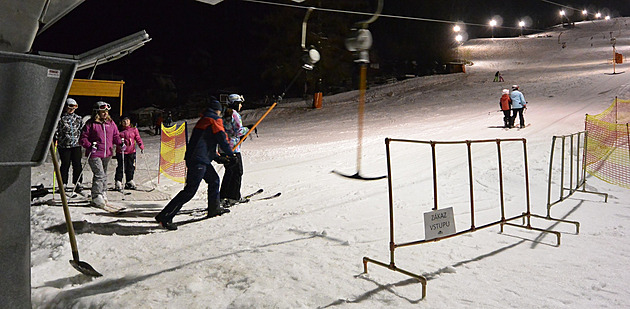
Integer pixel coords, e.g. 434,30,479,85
31,18,630,308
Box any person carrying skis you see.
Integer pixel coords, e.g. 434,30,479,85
499,89,512,128
509,85,527,128
54,98,84,192
155,98,236,230
114,116,144,191
79,101,122,208
219,94,250,206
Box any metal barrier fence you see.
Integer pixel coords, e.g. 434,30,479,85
544,131,608,227
362,137,572,300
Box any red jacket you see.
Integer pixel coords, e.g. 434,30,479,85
500,94,512,111
116,126,144,154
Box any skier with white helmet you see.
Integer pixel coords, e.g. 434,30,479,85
219,93,250,206
509,85,527,128
79,101,122,208
54,98,84,192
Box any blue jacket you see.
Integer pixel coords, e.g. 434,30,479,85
510,90,527,109
185,109,234,166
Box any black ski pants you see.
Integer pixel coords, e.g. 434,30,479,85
115,152,136,183
58,146,83,185
502,110,512,128
220,152,243,200
511,108,525,127
156,162,220,223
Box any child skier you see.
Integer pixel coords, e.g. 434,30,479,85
220,94,250,206
114,116,144,191
499,89,512,128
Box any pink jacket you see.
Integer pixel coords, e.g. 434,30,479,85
80,119,121,158
116,126,144,154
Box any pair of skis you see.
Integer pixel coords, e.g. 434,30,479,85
503,123,531,131
182,189,281,217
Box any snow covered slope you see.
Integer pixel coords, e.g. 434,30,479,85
30,18,630,308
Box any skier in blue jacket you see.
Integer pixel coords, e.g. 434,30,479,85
509,85,527,128
155,98,236,230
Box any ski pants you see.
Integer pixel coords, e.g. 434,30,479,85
115,152,136,183
220,152,243,200
58,146,83,185
511,108,525,127
502,110,512,128
156,162,220,223
88,156,111,198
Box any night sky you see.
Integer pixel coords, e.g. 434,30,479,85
32,0,630,111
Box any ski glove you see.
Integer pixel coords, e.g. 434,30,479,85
214,154,237,165
91,142,98,153
120,143,127,151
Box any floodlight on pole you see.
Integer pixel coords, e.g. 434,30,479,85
519,20,525,36
489,19,497,39
455,34,463,61
582,9,587,19
453,25,461,32
596,12,601,19
605,16,611,20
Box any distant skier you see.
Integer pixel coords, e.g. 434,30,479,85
499,89,512,128
155,98,236,230
79,101,122,208
114,116,144,191
163,111,173,128
510,85,527,128
494,71,504,82
219,94,250,206
54,98,84,192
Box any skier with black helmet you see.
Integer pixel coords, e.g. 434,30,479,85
155,97,236,230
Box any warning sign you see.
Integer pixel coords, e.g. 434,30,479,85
424,207,456,240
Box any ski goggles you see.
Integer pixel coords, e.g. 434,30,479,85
94,101,111,111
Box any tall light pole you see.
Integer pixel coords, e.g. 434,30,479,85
596,12,601,19
560,10,566,27
489,19,497,39
582,9,588,21
519,20,525,36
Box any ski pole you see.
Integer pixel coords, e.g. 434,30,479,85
121,138,125,200
140,151,158,190
70,143,96,198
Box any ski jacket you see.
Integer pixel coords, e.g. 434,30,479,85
80,119,121,158
185,109,234,166
116,126,144,155
500,94,512,111
223,110,249,153
55,112,83,148
510,90,527,109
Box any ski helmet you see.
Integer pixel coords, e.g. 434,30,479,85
94,101,111,111
227,94,244,108
512,85,519,90
502,89,509,95
66,98,78,107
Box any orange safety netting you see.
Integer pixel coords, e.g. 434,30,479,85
585,97,630,189
159,123,187,183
